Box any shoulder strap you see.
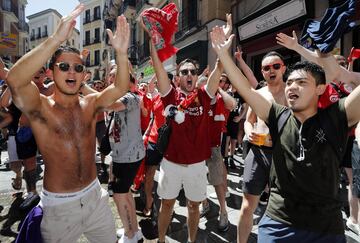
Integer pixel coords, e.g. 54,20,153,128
105,112,114,135
277,108,291,133
271,108,291,148
318,112,344,162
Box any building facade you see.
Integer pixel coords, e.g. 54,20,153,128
79,0,106,81
27,9,80,55
104,0,231,82
0,0,28,65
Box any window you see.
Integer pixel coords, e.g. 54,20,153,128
85,9,91,23
94,28,100,43
43,25,48,37
94,6,101,20
19,5,25,22
94,50,100,65
85,31,90,45
3,0,11,11
37,27,41,38
72,39,75,46
31,29,35,39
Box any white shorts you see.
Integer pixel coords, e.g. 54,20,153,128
157,158,207,202
40,180,116,243
7,135,19,162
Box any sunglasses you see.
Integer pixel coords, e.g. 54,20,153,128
179,69,197,76
55,62,85,73
262,63,283,72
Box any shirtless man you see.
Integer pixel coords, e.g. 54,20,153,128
6,5,130,242
238,51,287,243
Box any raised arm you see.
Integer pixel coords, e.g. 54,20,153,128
234,47,258,88
211,26,271,122
276,31,360,87
6,4,84,113
94,15,130,109
206,59,224,97
149,38,171,95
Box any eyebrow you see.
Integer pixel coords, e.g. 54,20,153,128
287,77,308,82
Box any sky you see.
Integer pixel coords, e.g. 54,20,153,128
25,0,81,29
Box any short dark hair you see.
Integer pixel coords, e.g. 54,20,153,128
221,73,230,83
262,51,285,63
49,46,81,70
286,61,326,85
129,74,135,83
177,58,199,75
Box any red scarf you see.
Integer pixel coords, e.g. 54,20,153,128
141,3,178,62
178,89,198,111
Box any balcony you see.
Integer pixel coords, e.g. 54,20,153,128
138,42,150,64
1,0,18,23
17,21,28,32
83,16,91,24
128,44,138,65
175,5,198,41
119,0,136,19
148,0,162,5
41,31,48,38
83,38,101,46
93,14,101,21
36,33,42,39
136,0,151,15
30,35,35,41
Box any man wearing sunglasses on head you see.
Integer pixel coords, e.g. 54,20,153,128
6,4,130,243
236,50,287,243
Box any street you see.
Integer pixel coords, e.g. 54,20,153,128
0,151,359,243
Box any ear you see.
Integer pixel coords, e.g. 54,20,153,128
316,84,326,96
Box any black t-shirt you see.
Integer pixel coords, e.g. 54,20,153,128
227,91,244,122
266,100,348,234
7,103,21,135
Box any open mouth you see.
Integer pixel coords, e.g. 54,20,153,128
269,74,276,80
65,79,76,87
186,79,192,86
288,93,299,101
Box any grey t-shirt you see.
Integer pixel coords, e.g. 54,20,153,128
110,92,145,163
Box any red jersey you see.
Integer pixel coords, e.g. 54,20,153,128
318,82,351,108
148,94,165,144
318,82,354,136
161,86,212,164
140,93,153,132
209,95,227,147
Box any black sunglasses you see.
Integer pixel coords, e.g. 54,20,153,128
180,69,197,76
262,63,283,72
55,62,85,73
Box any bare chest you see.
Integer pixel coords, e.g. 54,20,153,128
260,89,287,106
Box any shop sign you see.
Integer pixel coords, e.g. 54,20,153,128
0,32,17,55
143,65,155,77
238,0,307,41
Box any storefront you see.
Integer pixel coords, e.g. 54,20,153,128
234,0,315,81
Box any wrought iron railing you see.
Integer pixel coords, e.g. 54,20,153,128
175,4,198,40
